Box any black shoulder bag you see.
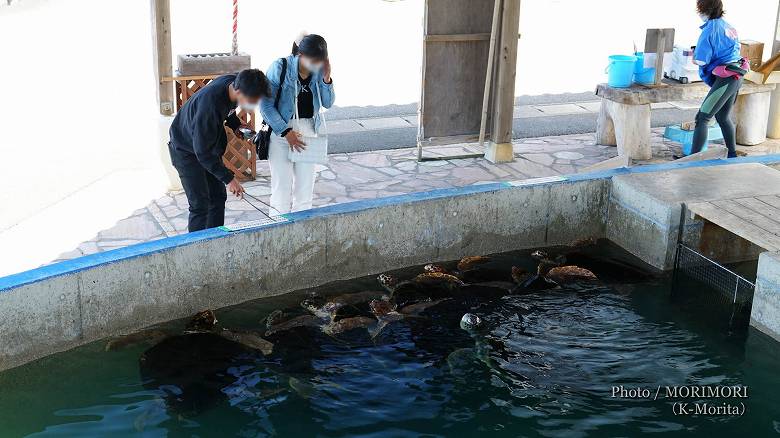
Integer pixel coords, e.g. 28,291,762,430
254,58,288,160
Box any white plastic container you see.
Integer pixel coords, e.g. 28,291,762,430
663,46,701,84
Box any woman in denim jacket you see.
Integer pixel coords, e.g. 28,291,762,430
260,33,335,213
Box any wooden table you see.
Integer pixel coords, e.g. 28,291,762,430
595,80,776,160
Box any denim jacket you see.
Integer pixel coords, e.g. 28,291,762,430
260,54,335,135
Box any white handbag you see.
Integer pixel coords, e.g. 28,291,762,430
288,78,329,164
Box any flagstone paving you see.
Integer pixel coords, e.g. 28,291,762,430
52,128,780,263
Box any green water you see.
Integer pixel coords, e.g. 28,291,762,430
0,245,778,437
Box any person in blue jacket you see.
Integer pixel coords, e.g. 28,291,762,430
690,0,743,158
260,33,335,214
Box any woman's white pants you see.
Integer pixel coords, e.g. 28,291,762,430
269,118,317,214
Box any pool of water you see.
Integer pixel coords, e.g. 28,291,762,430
1,243,778,437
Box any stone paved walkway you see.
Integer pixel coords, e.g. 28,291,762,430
53,128,780,263
327,99,700,135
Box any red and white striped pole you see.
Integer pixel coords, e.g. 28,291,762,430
231,0,238,55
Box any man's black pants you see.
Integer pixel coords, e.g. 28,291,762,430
169,144,227,232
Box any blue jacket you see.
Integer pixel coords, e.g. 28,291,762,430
694,18,741,87
260,54,335,134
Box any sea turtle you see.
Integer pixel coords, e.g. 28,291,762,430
544,261,598,285
377,273,432,307
554,239,655,283
412,272,465,296
106,310,273,355
424,263,516,298
104,310,222,351
446,313,497,376
516,251,562,290
302,290,388,322
300,290,391,336
525,250,599,287
425,255,513,284
369,299,405,320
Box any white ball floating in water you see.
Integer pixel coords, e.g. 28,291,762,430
460,313,482,330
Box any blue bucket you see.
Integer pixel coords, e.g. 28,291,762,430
633,52,656,85
606,55,637,88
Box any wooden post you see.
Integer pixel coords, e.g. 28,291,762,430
653,29,665,86
767,1,780,138
485,0,521,164
151,0,174,116
478,0,502,147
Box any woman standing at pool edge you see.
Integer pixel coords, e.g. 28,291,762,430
261,33,335,213
690,0,743,158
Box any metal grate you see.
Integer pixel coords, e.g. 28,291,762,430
673,243,755,307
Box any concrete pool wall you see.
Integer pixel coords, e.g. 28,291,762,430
1,156,780,371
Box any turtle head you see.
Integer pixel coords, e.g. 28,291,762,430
531,250,549,261
301,295,326,314
369,299,396,316
460,313,483,331
377,274,398,292
424,264,447,274
265,310,285,329
187,310,218,331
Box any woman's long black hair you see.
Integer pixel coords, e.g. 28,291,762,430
292,34,328,60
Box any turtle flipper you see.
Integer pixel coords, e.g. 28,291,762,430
288,376,318,399
219,329,274,356
521,274,558,291
105,329,170,352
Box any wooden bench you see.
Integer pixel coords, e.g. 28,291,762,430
595,81,776,160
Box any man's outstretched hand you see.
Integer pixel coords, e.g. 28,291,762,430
228,178,245,199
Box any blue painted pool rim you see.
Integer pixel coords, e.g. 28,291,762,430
2,154,779,293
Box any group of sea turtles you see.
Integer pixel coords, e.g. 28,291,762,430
105,237,651,415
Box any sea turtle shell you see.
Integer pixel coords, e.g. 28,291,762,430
546,266,598,285
413,272,465,299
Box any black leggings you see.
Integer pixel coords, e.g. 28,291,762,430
691,76,743,158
